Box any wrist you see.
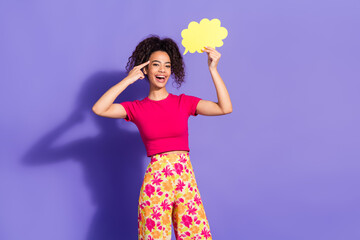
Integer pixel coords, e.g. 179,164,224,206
209,66,218,72
122,76,134,84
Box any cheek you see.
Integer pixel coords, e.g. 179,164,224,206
148,67,156,74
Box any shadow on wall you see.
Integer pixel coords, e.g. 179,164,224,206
21,71,149,239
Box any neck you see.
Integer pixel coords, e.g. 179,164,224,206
148,87,169,101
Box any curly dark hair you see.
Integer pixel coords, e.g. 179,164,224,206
125,35,185,89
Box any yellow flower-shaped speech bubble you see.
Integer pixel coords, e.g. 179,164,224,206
181,18,228,55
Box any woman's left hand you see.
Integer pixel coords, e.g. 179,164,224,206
202,46,221,70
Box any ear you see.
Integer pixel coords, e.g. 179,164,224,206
143,65,148,75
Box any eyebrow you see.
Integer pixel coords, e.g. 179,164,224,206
151,60,171,64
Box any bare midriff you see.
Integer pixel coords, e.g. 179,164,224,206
155,150,189,155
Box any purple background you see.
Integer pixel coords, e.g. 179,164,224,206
1,0,359,239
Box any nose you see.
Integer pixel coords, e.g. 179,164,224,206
159,65,165,72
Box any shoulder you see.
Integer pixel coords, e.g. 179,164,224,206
125,98,144,104
178,93,201,99
179,93,202,102
120,99,144,109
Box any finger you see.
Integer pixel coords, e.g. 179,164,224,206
204,49,218,56
204,46,216,51
205,50,211,55
205,46,220,55
202,48,211,52
209,51,216,57
206,47,219,55
137,60,150,69
210,52,217,57
209,51,220,58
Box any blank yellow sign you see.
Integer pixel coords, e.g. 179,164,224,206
181,18,228,55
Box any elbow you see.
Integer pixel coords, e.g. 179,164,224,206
223,108,233,115
217,103,233,115
92,106,101,116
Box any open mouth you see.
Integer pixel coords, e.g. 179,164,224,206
155,75,166,82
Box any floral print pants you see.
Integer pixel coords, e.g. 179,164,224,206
138,152,212,240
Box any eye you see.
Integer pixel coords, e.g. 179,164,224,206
153,63,159,66
166,65,171,68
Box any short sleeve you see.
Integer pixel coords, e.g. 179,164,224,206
182,94,202,116
119,101,135,122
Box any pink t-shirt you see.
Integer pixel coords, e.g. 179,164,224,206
119,93,201,157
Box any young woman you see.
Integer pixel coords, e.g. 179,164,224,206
92,35,232,240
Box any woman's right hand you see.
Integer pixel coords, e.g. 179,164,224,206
126,61,150,84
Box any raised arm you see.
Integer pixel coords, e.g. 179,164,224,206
196,46,232,116
92,61,149,118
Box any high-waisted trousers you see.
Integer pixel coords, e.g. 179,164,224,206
138,152,212,240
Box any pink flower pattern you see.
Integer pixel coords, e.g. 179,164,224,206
176,179,186,192
144,184,155,198
201,226,212,239
161,165,174,177
174,163,184,175
160,199,171,211
146,218,155,232
151,209,162,220
194,194,202,206
187,204,198,215
182,215,193,228
151,175,163,186
138,152,212,239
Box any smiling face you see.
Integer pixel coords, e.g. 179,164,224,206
143,51,171,88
